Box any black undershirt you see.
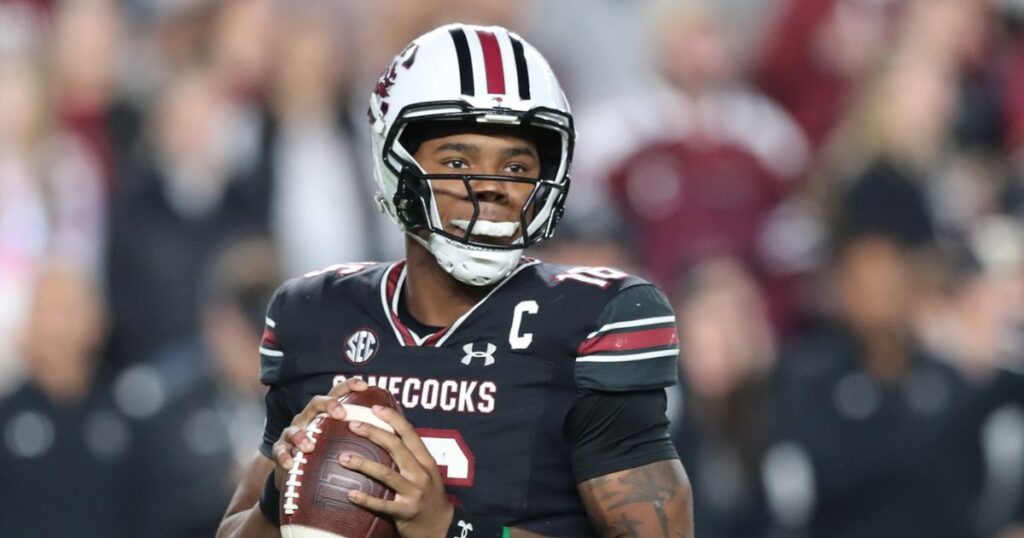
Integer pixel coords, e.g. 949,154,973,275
397,291,445,337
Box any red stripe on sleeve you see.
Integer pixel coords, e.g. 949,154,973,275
476,30,506,95
577,327,679,355
261,328,277,348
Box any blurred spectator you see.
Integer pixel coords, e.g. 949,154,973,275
0,52,105,392
105,67,271,368
918,218,1024,378
49,0,128,188
670,257,775,538
575,3,810,330
573,1,808,238
120,238,281,537
268,3,375,275
0,266,132,537
915,218,1024,537
764,230,981,538
820,51,957,190
754,0,902,147
209,0,272,100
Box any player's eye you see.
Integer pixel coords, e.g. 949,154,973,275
504,163,532,175
444,159,469,170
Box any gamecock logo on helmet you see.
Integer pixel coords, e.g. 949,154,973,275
371,43,419,118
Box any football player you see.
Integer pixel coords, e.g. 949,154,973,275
217,23,693,538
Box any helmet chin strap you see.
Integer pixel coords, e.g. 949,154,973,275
408,232,522,286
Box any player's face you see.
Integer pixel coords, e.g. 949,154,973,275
413,131,541,246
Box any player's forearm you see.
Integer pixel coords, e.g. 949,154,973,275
218,452,280,538
578,459,694,538
216,505,279,538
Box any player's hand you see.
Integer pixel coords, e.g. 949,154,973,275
340,405,454,538
270,377,369,490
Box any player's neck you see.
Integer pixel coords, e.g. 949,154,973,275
403,235,492,328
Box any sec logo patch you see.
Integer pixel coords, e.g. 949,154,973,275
344,329,378,365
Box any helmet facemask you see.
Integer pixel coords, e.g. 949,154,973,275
383,102,573,251
367,24,576,286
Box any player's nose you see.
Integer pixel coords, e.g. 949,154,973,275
469,177,509,205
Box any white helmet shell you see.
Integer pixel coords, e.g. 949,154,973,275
368,23,575,286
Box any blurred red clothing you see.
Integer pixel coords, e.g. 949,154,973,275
608,138,783,288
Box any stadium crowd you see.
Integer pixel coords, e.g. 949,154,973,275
1,0,1024,536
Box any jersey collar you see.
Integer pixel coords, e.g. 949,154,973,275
379,258,540,347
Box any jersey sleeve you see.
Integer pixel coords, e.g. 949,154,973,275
259,385,293,459
565,390,679,482
258,281,292,458
574,284,680,392
258,282,289,385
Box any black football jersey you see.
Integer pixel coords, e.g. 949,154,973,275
258,259,680,536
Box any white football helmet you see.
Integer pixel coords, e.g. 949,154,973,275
368,23,575,286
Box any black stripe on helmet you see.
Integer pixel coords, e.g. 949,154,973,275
509,35,531,100
448,27,475,95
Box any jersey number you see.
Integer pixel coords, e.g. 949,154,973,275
416,428,475,487
554,266,628,288
303,262,376,279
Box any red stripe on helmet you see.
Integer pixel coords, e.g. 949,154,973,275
476,30,506,95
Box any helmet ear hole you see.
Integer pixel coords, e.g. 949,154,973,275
394,170,431,229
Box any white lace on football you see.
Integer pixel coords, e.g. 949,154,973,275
282,416,325,515
450,219,520,238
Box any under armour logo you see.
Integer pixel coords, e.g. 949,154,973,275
455,520,474,538
461,343,496,366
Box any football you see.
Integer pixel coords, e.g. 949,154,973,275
280,387,402,538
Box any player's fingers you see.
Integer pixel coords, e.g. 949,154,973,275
327,376,369,398
293,395,344,426
371,405,436,472
346,488,414,520
349,421,429,484
272,438,295,470
282,425,316,454
295,378,368,424
339,452,415,496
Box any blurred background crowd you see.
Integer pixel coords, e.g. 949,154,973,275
2,0,1024,536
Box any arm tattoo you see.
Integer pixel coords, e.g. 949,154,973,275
579,460,692,538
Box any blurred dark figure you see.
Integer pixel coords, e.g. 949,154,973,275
106,67,272,368
123,237,282,537
765,226,982,537
916,220,1024,538
966,366,1024,538
670,257,775,538
0,266,132,537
